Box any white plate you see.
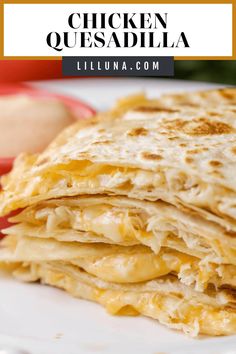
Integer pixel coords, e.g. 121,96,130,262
31,77,225,111
1,78,235,354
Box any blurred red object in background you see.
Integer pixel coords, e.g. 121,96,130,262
0,158,14,176
0,212,18,239
0,82,95,174
0,60,62,82
0,78,96,237
0,60,63,236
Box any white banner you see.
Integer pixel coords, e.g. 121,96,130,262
4,3,233,57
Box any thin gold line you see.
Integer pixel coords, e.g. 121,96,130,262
3,0,235,4
0,3,4,59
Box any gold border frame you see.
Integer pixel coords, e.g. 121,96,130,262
1,0,235,60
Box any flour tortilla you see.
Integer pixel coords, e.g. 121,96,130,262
159,87,236,108
5,195,236,264
2,88,236,338
1,260,236,336
1,89,236,226
1,233,236,292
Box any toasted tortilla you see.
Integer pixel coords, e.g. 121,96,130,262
2,260,236,336
5,195,236,264
159,88,236,108
1,88,236,338
1,89,236,225
1,234,236,292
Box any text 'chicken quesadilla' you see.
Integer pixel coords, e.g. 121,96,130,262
1,88,236,336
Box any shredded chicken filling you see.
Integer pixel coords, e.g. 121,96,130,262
2,160,236,223
7,201,236,264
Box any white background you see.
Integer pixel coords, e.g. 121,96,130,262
4,3,233,57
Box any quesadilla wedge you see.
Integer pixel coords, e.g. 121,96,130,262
2,232,236,336
4,196,236,265
2,260,236,336
1,233,236,291
1,88,236,337
1,90,236,224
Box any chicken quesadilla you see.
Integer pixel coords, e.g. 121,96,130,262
1,87,236,336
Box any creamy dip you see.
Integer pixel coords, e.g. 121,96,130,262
0,95,74,157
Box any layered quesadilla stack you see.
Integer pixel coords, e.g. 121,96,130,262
1,88,236,336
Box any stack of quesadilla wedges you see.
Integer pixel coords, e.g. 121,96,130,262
1,88,236,336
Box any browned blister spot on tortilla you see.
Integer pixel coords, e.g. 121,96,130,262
209,160,223,167
208,111,220,117
179,102,199,108
142,152,163,160
210,170,224,178
164,117,234,136
164,119,188,130
231,147,236,155
92,140,112,145
128,127,148,137
187,147,208,154
187,149,200,155
179,143,187,147
134,106,179,113
225,230,236,237
146,184,155,192
188,120,233,136
185,157,194,164
219,89,236,101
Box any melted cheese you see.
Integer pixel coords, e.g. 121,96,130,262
11,261,236,337
71,249,194,283
2,155,235,228
9,201,236,264
34,204,140,242
1,234,233,291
